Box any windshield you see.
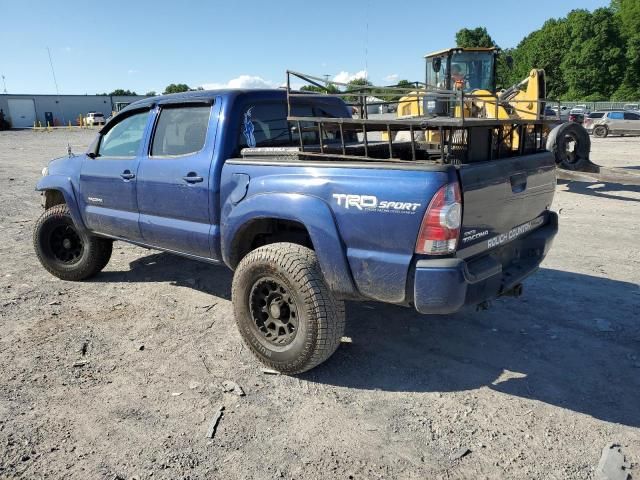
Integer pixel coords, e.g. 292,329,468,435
426,58,449,90
450,51,495,92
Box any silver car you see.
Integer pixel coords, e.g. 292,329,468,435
584,110,640,138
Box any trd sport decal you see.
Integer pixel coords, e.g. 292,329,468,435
333,194,421,214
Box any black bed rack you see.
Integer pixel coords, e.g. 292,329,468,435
283,70,561,164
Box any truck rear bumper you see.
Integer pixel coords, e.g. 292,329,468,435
413,212,558,314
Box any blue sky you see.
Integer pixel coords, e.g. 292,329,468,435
1,0,609,95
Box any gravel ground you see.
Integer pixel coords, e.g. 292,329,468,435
0,129,639,480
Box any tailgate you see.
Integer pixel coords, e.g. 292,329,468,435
456,152,556,259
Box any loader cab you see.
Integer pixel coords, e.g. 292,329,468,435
425,47,499,93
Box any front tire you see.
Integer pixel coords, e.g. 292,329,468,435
33,204,113,281
232,243,345,374
593,125,608,138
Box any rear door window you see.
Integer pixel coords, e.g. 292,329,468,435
151,105,211,157
623,112,640,120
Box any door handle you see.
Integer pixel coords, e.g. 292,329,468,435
120,171,135,180
510,173,527,193
182,172,204,183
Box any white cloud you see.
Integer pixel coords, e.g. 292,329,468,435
201,75,275,90
384,73,399,82
332,70,367,84
127,69,138,75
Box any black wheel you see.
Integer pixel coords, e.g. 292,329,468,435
593,125,608,138
232,243,345,374
547,121,592,171
33,204,112,281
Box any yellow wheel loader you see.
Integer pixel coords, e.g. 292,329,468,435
394,47,592,171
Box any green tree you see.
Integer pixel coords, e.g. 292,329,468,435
145,90,157,96
560,8,625,100
507,18,570,98
344,78,373,103
300,84,340,94
109,89,137,96
455,27,496,48
612,0,640,99
163,83,191,94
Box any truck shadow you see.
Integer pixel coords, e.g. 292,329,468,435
97,254,640,427
558,178,640,202
97,251,234,300
304,268,640,428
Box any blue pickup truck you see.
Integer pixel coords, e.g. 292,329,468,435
33,88,558,373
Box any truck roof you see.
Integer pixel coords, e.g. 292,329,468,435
121,88,290,113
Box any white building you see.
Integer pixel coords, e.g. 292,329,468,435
0,94,148,128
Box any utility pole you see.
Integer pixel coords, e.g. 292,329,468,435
1,75,7,94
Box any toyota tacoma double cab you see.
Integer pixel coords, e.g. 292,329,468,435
34,88,558,373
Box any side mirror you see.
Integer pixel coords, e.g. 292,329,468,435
87,135,100,159
432,58,442,73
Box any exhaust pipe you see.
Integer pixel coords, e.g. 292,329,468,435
502,283,524,298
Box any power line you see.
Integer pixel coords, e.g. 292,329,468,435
47,47,72,155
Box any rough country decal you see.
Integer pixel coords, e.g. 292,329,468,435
333,194,421,213
242,107,256,148
486,217,544,249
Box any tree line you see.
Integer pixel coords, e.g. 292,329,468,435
97,84,204,97
457,0,640,101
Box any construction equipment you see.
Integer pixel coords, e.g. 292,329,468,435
392,47,592,170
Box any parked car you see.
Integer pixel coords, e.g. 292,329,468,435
623,103,639,111
85,112,105,126
33,89,558,373
570,104,590,115
584,110,640,137
583,111,606,132
543,107,559,118
550,105,570,120
568,112,585,124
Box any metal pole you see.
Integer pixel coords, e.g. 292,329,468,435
286,71,291,118
410,125,416,161
297,120,304,152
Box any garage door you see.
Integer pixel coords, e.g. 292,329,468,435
8,99,36,128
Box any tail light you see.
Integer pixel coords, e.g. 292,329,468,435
415,182,462,255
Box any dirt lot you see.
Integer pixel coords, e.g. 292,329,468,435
1,129,639,480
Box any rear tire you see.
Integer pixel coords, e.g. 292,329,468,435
231,243,345,374
547,121,591,171
33,205,112,281
593,125,608,138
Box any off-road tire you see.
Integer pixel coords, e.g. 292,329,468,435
232,243,345,374
33,204,113,281
547,121,591,171
593,125,608,138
